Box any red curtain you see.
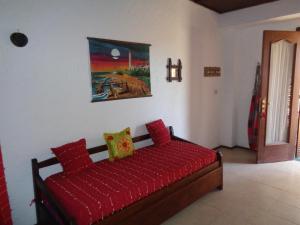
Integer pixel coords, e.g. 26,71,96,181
0,146,13,225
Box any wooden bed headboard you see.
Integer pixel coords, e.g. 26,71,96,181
36,126,174,169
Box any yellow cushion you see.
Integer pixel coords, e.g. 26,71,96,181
103,127,135,161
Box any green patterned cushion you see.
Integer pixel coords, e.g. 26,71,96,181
103,127,135,161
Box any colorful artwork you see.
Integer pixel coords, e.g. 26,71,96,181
88,38,152,102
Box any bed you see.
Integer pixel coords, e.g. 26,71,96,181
32,126,223,225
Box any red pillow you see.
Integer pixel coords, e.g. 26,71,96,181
146,119,171,146
51,138,93,175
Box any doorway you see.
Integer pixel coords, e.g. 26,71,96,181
257,30,300,163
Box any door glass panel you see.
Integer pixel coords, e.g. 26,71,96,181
266,40,295,145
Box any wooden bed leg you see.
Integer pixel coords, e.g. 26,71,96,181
32,159,42,225
216,150,223,191
169,126,174,136
216,150,223,167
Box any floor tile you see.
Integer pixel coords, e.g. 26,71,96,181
163,148,300,225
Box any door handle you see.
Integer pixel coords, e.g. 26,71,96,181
260,98,267,117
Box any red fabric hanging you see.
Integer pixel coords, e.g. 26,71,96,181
0,146,13,225
248,63,261,151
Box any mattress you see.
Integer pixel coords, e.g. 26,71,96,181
45,140,216,225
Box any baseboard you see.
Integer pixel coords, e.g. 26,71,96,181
213,145,234,150
213,145,250,150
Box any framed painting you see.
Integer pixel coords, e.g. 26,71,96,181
87,37,152,102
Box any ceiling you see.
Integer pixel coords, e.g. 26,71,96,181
191,0,279,14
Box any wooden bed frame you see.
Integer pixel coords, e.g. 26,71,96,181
32,126,223,225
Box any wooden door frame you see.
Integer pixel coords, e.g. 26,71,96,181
257,30,300,163
296,111,300,158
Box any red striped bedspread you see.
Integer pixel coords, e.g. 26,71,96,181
45,140,217,225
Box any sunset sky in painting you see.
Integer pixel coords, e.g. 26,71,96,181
88,38,150,73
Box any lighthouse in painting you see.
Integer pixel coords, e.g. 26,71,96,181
128,50,132,69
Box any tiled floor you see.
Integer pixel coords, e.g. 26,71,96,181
163,148,300,225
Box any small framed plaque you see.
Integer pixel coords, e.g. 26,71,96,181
204,67,221,77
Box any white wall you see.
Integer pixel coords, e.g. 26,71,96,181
0,0,222,224
220,16,300,147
